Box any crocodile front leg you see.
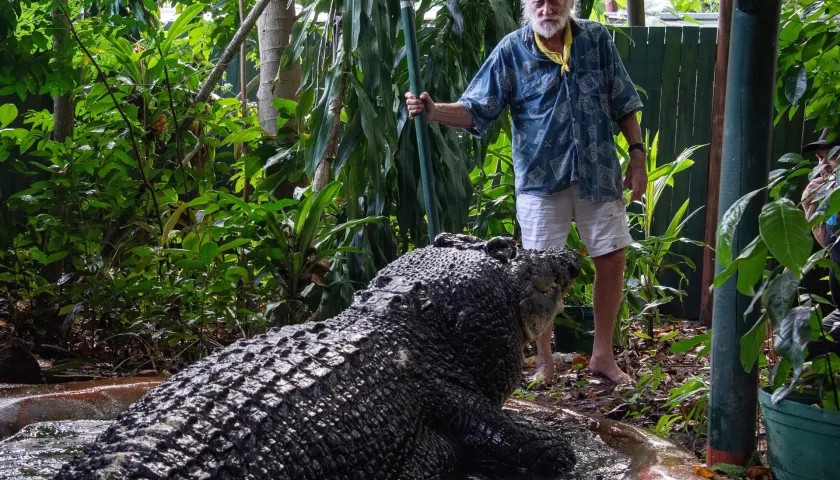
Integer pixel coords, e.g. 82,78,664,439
397,426,459,480
437,391,576,478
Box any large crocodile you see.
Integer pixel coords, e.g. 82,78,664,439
54,233,581,480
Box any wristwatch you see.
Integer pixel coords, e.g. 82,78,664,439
628,143,646,154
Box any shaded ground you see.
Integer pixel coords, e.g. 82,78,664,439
519,320,712,461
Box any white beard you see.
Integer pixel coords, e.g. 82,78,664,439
532,17,567,38
522,4,570,39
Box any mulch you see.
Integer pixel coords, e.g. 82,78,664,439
519,320,712,460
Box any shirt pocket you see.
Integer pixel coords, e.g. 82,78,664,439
575,70,611,120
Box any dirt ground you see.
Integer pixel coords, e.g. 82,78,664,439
519,319,712,461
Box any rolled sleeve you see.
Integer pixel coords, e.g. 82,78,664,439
605,34,643,121
457,50,510,138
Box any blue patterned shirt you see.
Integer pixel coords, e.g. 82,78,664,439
457,19,643,202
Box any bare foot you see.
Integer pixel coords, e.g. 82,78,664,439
531,354,555,385
587,355,632,385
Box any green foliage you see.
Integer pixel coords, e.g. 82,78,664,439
617,127,706,342
656,374,709,439
287,0,521,252
0,4,379,369
713,150,840,409
775,0,840,131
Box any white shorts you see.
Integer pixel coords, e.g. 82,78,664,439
516,184,633,257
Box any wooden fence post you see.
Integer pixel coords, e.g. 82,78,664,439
700,0,733,327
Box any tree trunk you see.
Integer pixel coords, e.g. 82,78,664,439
52,2,73,142
178,0,274,133
626,0,645,26
256,0,301,135
700,0,733,327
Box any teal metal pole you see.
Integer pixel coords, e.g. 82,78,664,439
707,0,782,466
400,0,441,242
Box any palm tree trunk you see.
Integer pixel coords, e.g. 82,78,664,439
256,0,301,134
52,1,73,142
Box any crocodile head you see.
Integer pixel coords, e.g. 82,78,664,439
510,246,581,344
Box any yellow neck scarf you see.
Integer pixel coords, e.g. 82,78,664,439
534,22,573,73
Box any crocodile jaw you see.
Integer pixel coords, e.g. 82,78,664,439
511,246,580,344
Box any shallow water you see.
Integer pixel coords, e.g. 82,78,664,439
0,414,630,480
0,419,111,479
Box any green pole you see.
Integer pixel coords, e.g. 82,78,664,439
399,0,441,242
707,0,782,466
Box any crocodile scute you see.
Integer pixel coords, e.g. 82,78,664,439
54,233,581,480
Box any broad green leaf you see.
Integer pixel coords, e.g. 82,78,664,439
778,152,805,164
349,0,360,52
221,127,262,146
736,237,768,296
200,241,219,265
295,181,342,255
669,331,710,354
224,266,250,283
315,216,385,247
759,198,812,275
273,98,298,119
740,316,767,373
334,111,364,174
784,64,807,105
219,238,252,252
183,231,199,252
296,88,316,124
304,67,341,177
716,188,764,267
0,103,17,128
763,269,799,328
161,4,206,55
772,358,792,390
176,259,206,272
161,202,189,246
771,304,814,404
813,186,840,224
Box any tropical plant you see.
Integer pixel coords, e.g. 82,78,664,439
714,150,840,410
774,0,840,131
0,3,381,370
616,126,707,341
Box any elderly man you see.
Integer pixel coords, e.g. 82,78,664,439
405,0,645,384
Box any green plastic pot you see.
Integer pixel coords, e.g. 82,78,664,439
553,305,594,355
759,386,840,480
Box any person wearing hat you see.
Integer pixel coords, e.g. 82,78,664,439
801,127,840,355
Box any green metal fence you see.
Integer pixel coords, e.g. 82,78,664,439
612,25,821,320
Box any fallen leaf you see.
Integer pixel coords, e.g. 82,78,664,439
692,465,716,479
586,391,598,398
572,354,589,367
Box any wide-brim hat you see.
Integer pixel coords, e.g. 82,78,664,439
803,128,840,153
